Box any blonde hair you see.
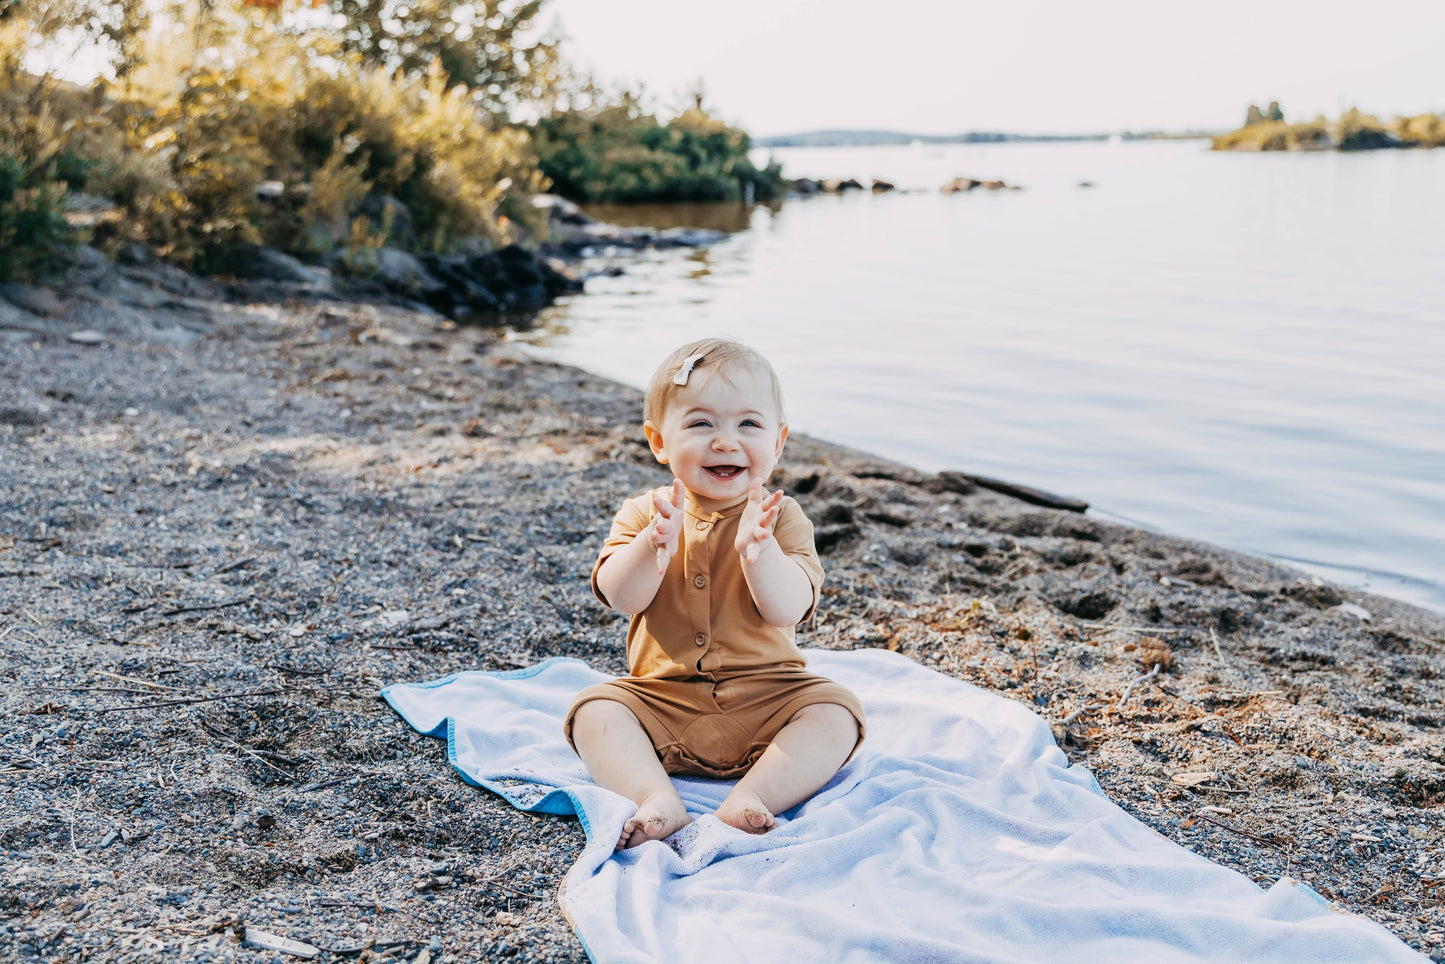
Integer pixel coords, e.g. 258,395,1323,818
643,338,786,427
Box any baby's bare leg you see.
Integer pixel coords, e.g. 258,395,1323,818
571,699,692,849
717,703,859,834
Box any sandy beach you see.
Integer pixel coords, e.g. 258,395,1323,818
2,260,1442,962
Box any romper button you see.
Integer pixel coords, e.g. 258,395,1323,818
695,521,709,531
693,632,706,647
694,575,706,589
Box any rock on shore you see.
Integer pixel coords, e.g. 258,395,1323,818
787,176,1021,195
2,260,1443,962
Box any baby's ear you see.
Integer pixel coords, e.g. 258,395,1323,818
774,424,789,459
643,420,668,464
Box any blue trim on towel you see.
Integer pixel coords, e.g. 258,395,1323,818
381,657,590,817
1284,877,1332,908
381,658,606,964
384,655,588,691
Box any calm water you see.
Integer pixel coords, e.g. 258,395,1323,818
522,140,1445,613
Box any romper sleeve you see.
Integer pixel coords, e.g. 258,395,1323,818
590,492,656,609
772,496,825,622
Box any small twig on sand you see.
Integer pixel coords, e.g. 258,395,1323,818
477,874,549,900
1194,811,1284,849
94,669,176,691
300,776,356,793
114,923,212,937
46,686,156,695
200,723,300,777
1118,664,1162,704
1080,622,1182,635
315,898,400,912
162,595,254,617
1210,627,1226,662
1060,702,1109,727
96,688,282,713
1059,665,1162,727
268,664,328,677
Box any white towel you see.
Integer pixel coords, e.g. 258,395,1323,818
381,649,1424,964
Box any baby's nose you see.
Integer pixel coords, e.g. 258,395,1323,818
711,434,739,451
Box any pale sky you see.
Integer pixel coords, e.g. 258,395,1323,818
543,0,1445,136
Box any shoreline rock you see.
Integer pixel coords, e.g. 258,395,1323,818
531,194,730,257
2,263,1443,962
789,176,1023,195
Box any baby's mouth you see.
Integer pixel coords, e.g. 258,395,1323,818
704,465,746,481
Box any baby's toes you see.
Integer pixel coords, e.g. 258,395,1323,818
746,808,775,832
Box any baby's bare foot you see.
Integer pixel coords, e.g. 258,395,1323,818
716,788,776,835
618,792,691,850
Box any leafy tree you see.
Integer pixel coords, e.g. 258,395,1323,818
0,0,793,277
326,0,560,119
1,0,150,79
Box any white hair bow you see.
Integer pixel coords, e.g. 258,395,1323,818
672,352,707,386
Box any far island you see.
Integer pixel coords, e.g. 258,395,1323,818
1212,102,1445,151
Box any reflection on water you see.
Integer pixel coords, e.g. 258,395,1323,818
526,141,1445,613
578,200,779,233
684,249,714,281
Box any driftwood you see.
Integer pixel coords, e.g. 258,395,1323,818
954,473,1089,513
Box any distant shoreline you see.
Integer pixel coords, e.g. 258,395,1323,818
754,129,1216,148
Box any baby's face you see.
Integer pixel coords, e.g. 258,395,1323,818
647,365,787,510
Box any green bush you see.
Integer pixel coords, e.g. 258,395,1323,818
532,101,786,204
0,98,80,282
270,61,547,253
0,160,72,282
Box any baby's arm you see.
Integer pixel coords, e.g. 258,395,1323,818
595,480,685,615
737,480,815,626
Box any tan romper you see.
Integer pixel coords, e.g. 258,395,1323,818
564,489,865,779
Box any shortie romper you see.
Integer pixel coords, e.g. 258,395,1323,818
564,488,866,778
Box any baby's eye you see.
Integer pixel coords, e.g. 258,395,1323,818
740,419,762,428
687,419,712,429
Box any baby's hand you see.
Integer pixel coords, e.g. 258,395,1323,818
649,480,685,575
735,478,783,563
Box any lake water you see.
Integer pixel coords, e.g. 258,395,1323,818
520,140,1445,614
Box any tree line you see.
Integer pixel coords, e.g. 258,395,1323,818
0,0,784,280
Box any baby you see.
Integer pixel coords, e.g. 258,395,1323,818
565,338,865,849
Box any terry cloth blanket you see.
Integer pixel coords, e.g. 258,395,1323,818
381,649,1425,964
